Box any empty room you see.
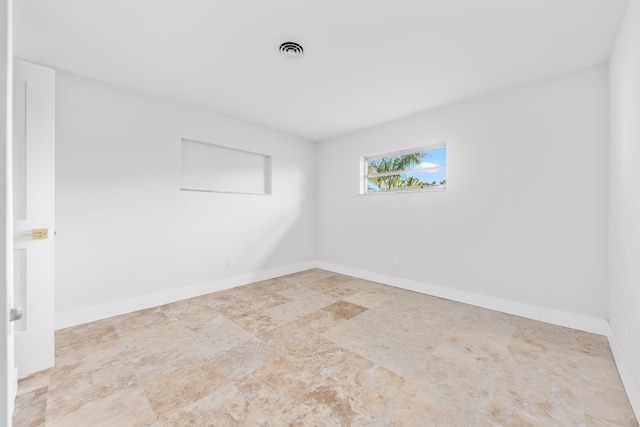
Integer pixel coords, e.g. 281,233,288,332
2,0,640,425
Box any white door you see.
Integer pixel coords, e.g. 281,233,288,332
12,59,55,378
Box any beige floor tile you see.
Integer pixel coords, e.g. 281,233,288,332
275,284,328,301
266,293,335,323
55,318,118,354
160,297,224,333
485,354,586,427
188,315,254,358
13,386,47,427
573,330,614,360
233,284,293,306
125,334,205,378
304,278,367,299
47,357,139,421
484,382,586,427
507,332,583,381
292,307,349,334
112,307,172,332
456,306,518,342
383,381,484,427
327,352,404,418
46,385,157,427
259,369,314,406
245,277,292,292
512,317,580,354
323,307,445,378
413,352,496,395
258,322,317,354
139,359,229,421
12,269,636,427
205,292,256,318
582,380,639,426
225,310,286,335
576,352,626,390
157,382,250,427
279,269,334,285
321,300,368,319
344,289,396,309
211,338,281,383
284,335,355,378
280,382,372,427
17,369,50,395
241,356,313,403
52,335,129,379
236,386,294,426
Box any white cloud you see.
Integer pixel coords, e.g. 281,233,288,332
418,161,441,171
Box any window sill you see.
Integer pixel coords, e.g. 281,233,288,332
361,186,446,195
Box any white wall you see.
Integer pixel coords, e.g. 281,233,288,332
317,64,609,319
55,71,316,318
609,0,640,412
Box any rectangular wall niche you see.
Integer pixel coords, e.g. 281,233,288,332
181,138,272,195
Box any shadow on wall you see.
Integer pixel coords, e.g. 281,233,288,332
255,166,314,274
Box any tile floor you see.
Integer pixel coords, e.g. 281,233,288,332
13,269,639,426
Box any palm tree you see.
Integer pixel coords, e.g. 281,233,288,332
400,176,422,188
368,153,422,191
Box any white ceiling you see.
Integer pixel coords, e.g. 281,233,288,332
14,0,629,141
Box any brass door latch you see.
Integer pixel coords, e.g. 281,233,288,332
15,228,48,240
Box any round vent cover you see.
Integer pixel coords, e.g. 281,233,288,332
279,41,304,58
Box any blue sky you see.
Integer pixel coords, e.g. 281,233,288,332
405,146,447,185
367,146,447,191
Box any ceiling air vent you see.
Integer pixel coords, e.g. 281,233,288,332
279,41,304,58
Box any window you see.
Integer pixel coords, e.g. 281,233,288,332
181,138,272,195
363,143,446,194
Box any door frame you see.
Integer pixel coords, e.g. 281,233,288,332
1,0,14,425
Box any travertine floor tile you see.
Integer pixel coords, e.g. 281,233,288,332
304,277,367,299
292,307,348,334
159,297,223,334
384,381,484,427
157,384,240,427
13,269,637,427
187,315,254,358
279,268,333,285
582,380,639,426
576,351,626,390
285,335,355,378
13,386,47,427
52,334,129,379
47,357,138,421
46,385,157,427
138,360,228,421
323,306,446,378
17,369,50,396
321,300,368,319
258,322,317,354
55,318,118,354
281,383,371,427
267,292,335,323
344,288,396,309
124,333,205,378
211,338,281,383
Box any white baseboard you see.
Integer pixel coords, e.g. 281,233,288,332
607,328,640,421
55,261,316,330
315,262,610,336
